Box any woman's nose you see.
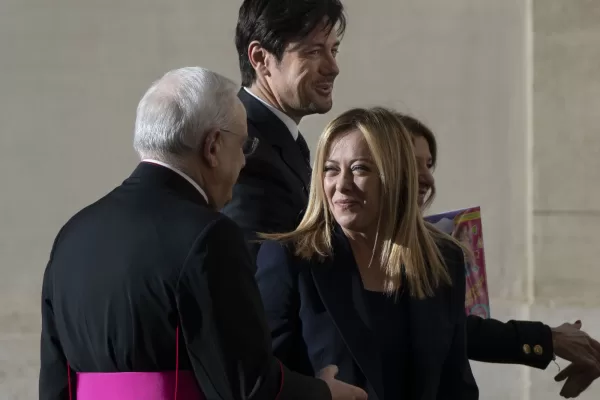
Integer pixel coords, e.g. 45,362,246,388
418,168,434,186
335,169,353,191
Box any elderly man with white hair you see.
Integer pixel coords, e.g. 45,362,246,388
39,67,367,400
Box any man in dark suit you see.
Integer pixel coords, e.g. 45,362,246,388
223,1,600,397
222,0,344,260
39,66,367,400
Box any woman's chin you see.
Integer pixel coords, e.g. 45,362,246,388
333,213,371,233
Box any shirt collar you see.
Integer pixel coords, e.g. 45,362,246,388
243,87,299,140
141,159,209,204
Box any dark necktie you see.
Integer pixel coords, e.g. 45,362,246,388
296,133,311,166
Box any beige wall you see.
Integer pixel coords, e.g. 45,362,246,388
0,0,598,398
533,0,600,306
527,2,600,397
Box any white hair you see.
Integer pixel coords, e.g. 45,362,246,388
133,67,239,161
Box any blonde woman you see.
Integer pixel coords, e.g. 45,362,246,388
255,107,479,400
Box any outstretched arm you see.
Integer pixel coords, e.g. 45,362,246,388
467,316,554,368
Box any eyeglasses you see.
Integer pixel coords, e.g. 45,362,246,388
221,128,260,156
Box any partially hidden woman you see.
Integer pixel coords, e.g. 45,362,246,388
255,107,479,400
400,112,600,399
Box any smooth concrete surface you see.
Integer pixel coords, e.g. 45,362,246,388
534,214,600,306
0,0,598,398
532,0,600,306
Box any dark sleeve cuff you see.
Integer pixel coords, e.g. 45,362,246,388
466,317,554,369
513,321,555,369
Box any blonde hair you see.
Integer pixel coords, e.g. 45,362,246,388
262,107,461,299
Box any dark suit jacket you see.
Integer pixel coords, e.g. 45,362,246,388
39,162,330,400
222,89,311,261
467,316,553,369
255,227,479,400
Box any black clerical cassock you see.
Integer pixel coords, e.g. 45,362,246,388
39,162,331,400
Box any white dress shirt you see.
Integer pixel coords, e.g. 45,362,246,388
243,87,299,140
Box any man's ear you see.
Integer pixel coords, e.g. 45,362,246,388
248,41,271,77
202,129,221,168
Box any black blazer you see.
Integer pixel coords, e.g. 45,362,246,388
39,162,330,400
256,227,479,400
467,315,553,368
222,89,311,261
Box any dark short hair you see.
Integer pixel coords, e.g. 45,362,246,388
235,0,347,87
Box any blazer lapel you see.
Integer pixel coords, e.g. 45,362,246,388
310,229,384,400
276,136,312,192
238,89,311,192
408,286,454,398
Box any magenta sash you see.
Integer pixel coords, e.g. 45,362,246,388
67,326,204,399
76,371,203,400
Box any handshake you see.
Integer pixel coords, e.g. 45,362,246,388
318,365,368,400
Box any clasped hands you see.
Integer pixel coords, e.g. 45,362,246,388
318,365,368,400
551,320,600,398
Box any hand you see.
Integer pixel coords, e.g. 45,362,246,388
318,365,368,400
555,363,600,398
551,320,600,371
